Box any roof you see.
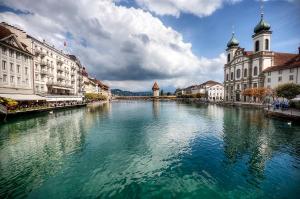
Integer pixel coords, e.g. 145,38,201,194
201,80,221,86
0,25,32,55
273,52,297,66
227,32,239,48
0,94,46,101
152,82,159,90
254,14,271,34
264,53,300,72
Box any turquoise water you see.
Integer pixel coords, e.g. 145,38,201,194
0,101,300,198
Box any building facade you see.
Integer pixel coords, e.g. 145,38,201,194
207,84,224,101
224,12,298,102
0,25,35,96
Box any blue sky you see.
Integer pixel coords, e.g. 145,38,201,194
0,0,299,91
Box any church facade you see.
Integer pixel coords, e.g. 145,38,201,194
224,12,298,102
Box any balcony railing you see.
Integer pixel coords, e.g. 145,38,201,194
57,74,65,80
57,59,63,65
40,69,48,75
40,60,49,67
57,66,64,72
47,82,73,89
35,49,46,57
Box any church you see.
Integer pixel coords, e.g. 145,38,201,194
224,10,299,102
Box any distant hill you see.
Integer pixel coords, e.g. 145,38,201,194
111,89,152,96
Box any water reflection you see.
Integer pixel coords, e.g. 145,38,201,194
0,103,110,198
0,102,299,198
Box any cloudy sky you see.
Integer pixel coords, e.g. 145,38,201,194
0,0,299,91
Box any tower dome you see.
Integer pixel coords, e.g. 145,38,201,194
227,32,239,48
254,13,271,34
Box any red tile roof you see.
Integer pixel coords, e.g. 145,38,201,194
264,53,300,72
273,52,297,66
152,82,159,90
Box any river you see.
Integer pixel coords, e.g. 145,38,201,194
0,101,299,198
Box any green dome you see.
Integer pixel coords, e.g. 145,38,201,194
227,33,239,48
254,14,271,34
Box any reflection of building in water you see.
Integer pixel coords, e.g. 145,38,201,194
222,109,275,180
0,109,88,197
152,100,160,118
152,82,160,97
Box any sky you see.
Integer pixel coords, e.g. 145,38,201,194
0,0,299,92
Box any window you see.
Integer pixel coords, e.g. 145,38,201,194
243,84,247,89
25,78,29,85
9,49,13,57
10,63,13,72
265,39,269,50
289,75,294,81
17,65,20,73
278,76,282,82
10,76,14,83
253,83,258,88
25,67,28,75
17,77,21,84
267,78,271,83
244,68,247,77
278,70,282,75
231,72,234,80
268,72,271,76
3,75,7,83
255,40,259,52
24,56,28,63
2,60,6,70
254,66,258,76
237,84,240,90
2,47,7,55
227,54,230,62
16,52,20,59
236,69,241,78
290,68,294,73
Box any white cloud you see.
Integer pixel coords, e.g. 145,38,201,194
0,0,225,91
135,0,241,17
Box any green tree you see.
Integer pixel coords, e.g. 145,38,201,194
275,83,300,100
160,89,164,96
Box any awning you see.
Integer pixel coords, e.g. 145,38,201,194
46,96,83,102
0,94,46,101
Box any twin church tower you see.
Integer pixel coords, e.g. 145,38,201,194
224,6,299,102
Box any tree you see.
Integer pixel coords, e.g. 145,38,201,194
160,89,164,96
275,83,300,100
241,87,273,102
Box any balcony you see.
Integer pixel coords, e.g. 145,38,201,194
35,49,46,57
57,74,65,80
57,66,64,72
57,59,63,65
40,60,49,67
40,69,48,75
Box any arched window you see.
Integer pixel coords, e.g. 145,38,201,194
231,72,234,80
226,74,229,81
255,40,260,52
265,39,269,50
244,68,247,77
236,69,241,78
227,54,230,62
254,66,258,76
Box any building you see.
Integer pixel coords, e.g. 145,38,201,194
152,82,159,97
224,11,298,102
82,67,110,97
0,25,45,101
1,22,84,102
207,83,224,101
264,48,300,89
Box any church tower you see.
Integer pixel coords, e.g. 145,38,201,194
252,5,272,53
226,32,239,63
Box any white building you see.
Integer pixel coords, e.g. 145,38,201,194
264,49,300,89
208,84,224,101
0,25,46,101
1,22,84,102
224,11,298,102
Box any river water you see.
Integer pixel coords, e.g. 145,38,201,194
0,101,299,198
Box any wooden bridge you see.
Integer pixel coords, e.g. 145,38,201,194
113,96,177,100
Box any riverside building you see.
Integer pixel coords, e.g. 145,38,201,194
1,22,85,102
224,11,298,102
0,25,45,101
